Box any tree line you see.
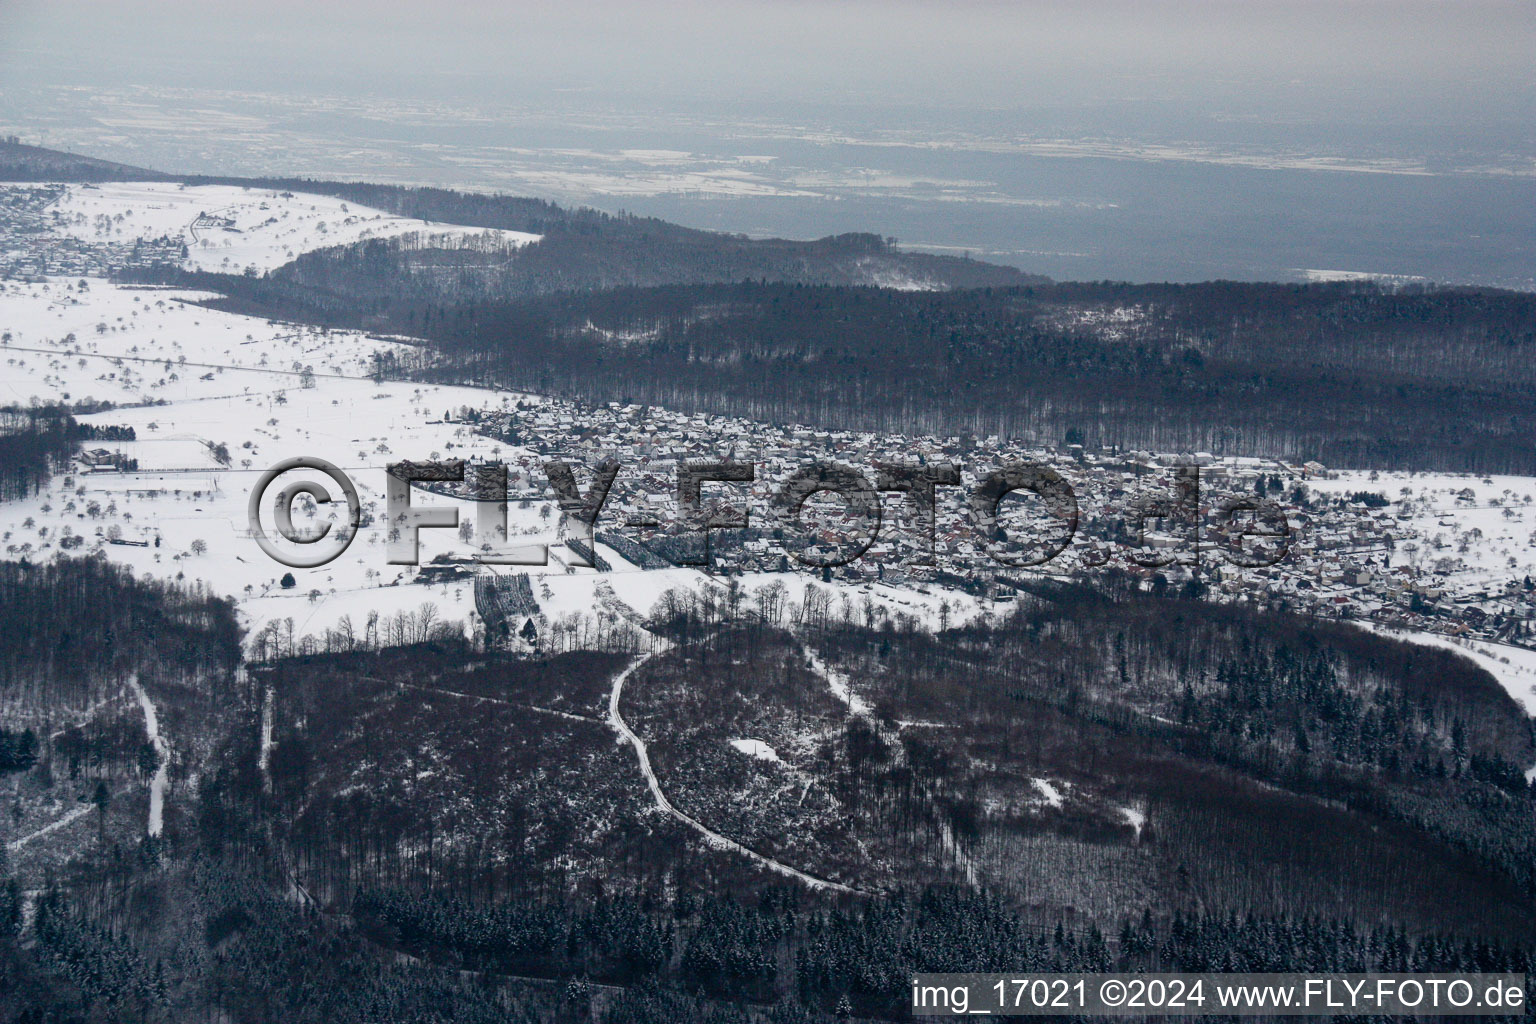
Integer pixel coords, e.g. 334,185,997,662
0,405,78,502
0,554,242,710
143,268,1536,474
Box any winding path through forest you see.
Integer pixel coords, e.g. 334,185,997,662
129,675,169,837
606,639,868,895
6,802,96,852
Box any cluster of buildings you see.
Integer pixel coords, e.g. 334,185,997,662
0,186,182,279
449,397,1534,648
2,182,1525,651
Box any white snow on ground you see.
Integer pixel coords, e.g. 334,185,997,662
1032,778,1065,807
0,187,1008,662
0,277,416,408
259,683,274,788
857,259,943,292
5,802,97,851
47,182,540,274
729,738,782,762
1120,805,1146,838
42,695,129,739
1361,624,1536,718
129,675,168,837
802,646,873,716
0,274,553,647
1297,269,1430,286
406,683,601,725
1305,469,1536,584
937,816,979,887
0,269,997,660
738,573,987,635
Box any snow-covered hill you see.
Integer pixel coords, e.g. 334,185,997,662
0,277,417,407
0,260,984,657
47,181,540,274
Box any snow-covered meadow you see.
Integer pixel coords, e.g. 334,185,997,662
0,273,986,657
47,181,540,274
0,276,417,408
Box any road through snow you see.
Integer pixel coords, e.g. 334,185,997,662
606,643,868,895
129,675,169,837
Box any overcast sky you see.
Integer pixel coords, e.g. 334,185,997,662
2,2,1531,285
3,0,1532,119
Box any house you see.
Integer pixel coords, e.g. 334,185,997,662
79,448,117,470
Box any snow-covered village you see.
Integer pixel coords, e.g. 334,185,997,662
3,181,1534,719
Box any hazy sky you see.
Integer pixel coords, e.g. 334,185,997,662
3,0,1532,118
2,1,1531,285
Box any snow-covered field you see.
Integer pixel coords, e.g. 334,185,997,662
0,267,986,655
46,181,540,274
0,277,417,408
0,184,1531,737
0,359,524,647
1308,469,1536,587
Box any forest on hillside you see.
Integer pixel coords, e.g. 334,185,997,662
4,568,1536,1021
17,142,1534,474
0,555,242,709
158,263,1536,473
0,140,1036,296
